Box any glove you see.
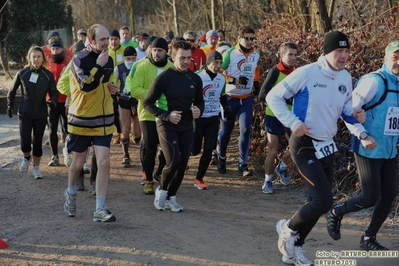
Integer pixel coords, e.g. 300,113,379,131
253,81,260,96
48,101,57,110
223,106,233,120
6,107,13,118
238,76,249,86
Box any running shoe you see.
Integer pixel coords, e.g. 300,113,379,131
194,178,209,190
48,155,59,166
275,164,291,185
93,208,116,222
64,189,76,217
32,166,43,179
165,196,183,212
360,235,389,251
20,156,31,173
276,219,298,258
262,181,273,194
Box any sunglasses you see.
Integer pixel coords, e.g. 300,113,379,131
185,39,195,43
243,37,255,41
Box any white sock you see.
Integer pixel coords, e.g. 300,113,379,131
96,196,106,211
280,161,287,170
265,174,273,182
67,185,77,195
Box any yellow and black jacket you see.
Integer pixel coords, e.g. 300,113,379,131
59,45,115,136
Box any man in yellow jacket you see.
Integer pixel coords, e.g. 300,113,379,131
58,24,118,223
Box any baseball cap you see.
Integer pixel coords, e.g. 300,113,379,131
385,41,399,55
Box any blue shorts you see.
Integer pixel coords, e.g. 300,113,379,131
264,115,289,136
66,133,112,153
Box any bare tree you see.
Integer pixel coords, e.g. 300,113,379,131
126,0,135,34
167,0,180,35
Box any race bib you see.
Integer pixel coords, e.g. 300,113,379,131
313,138,337,159
29,73,39,83
117,54,123,63
241,63,253,77
384,106,399,135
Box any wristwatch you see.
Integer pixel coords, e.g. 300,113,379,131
228,77,236,84
359,131,368,140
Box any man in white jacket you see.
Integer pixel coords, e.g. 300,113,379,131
266,31,365,266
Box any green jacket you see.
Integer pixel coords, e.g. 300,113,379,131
125,58,172,121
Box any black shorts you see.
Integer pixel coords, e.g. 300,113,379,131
118,95,138,110
264,115,289,136
66,133,112,153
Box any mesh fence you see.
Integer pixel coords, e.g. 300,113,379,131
0,28,72,69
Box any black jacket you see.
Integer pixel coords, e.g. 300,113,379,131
8,66,58,119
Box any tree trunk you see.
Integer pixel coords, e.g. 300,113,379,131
298,0,311,32
316,0,332,32
211,0,216,29
168,0,179,35
126,0,135,35
220,0,225,30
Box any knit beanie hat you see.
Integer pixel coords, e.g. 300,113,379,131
206,30,218,40
207,51,223,65
77,29,87,36
124,46,137,57
73,41,85,54
110,29,120,39
323,31,350,55
151,37,168,51
47,31,60,41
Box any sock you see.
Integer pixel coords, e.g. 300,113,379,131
67,185,77,195
24,155,31,160
279,161,287,170
96,196,106,211
363,230,370,240
219,156,226,160
265,174,273,182
122,138,129,157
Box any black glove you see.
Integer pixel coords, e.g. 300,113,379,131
238,76,249,86
253,81,260,96
48,101,57,110
223,106,233,120
6,107,13,118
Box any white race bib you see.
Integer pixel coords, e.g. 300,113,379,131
29,73,39,83
117,54,123,64
313,138,337,159
384,106,399,135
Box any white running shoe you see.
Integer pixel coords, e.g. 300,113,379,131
292,246,314,266
63,147,72,167
282,255,295,265
32,166,43,179
276,219,299,259
154,186,168,211
165,196,183,212
20,156,31,173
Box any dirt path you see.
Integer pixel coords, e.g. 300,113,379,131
0,114,398,265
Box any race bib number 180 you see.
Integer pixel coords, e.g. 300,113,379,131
313,139,337,159
384,107,399,135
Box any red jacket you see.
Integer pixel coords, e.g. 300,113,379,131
190,47,207,72
43,46,72,103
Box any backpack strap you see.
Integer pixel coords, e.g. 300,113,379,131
363,71,389,112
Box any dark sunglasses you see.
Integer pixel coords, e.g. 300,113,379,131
243,37,255,41
185,39,195,43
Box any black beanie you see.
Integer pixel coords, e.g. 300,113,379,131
110,29,120,39
323,31,350,55
47,31,60,41
207,51,223,65
73,41,85,54
151,37,168,51
124,46,137,56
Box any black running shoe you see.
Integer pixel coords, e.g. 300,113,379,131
360,235,389,251
217,157,226,174
326,207,342,240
